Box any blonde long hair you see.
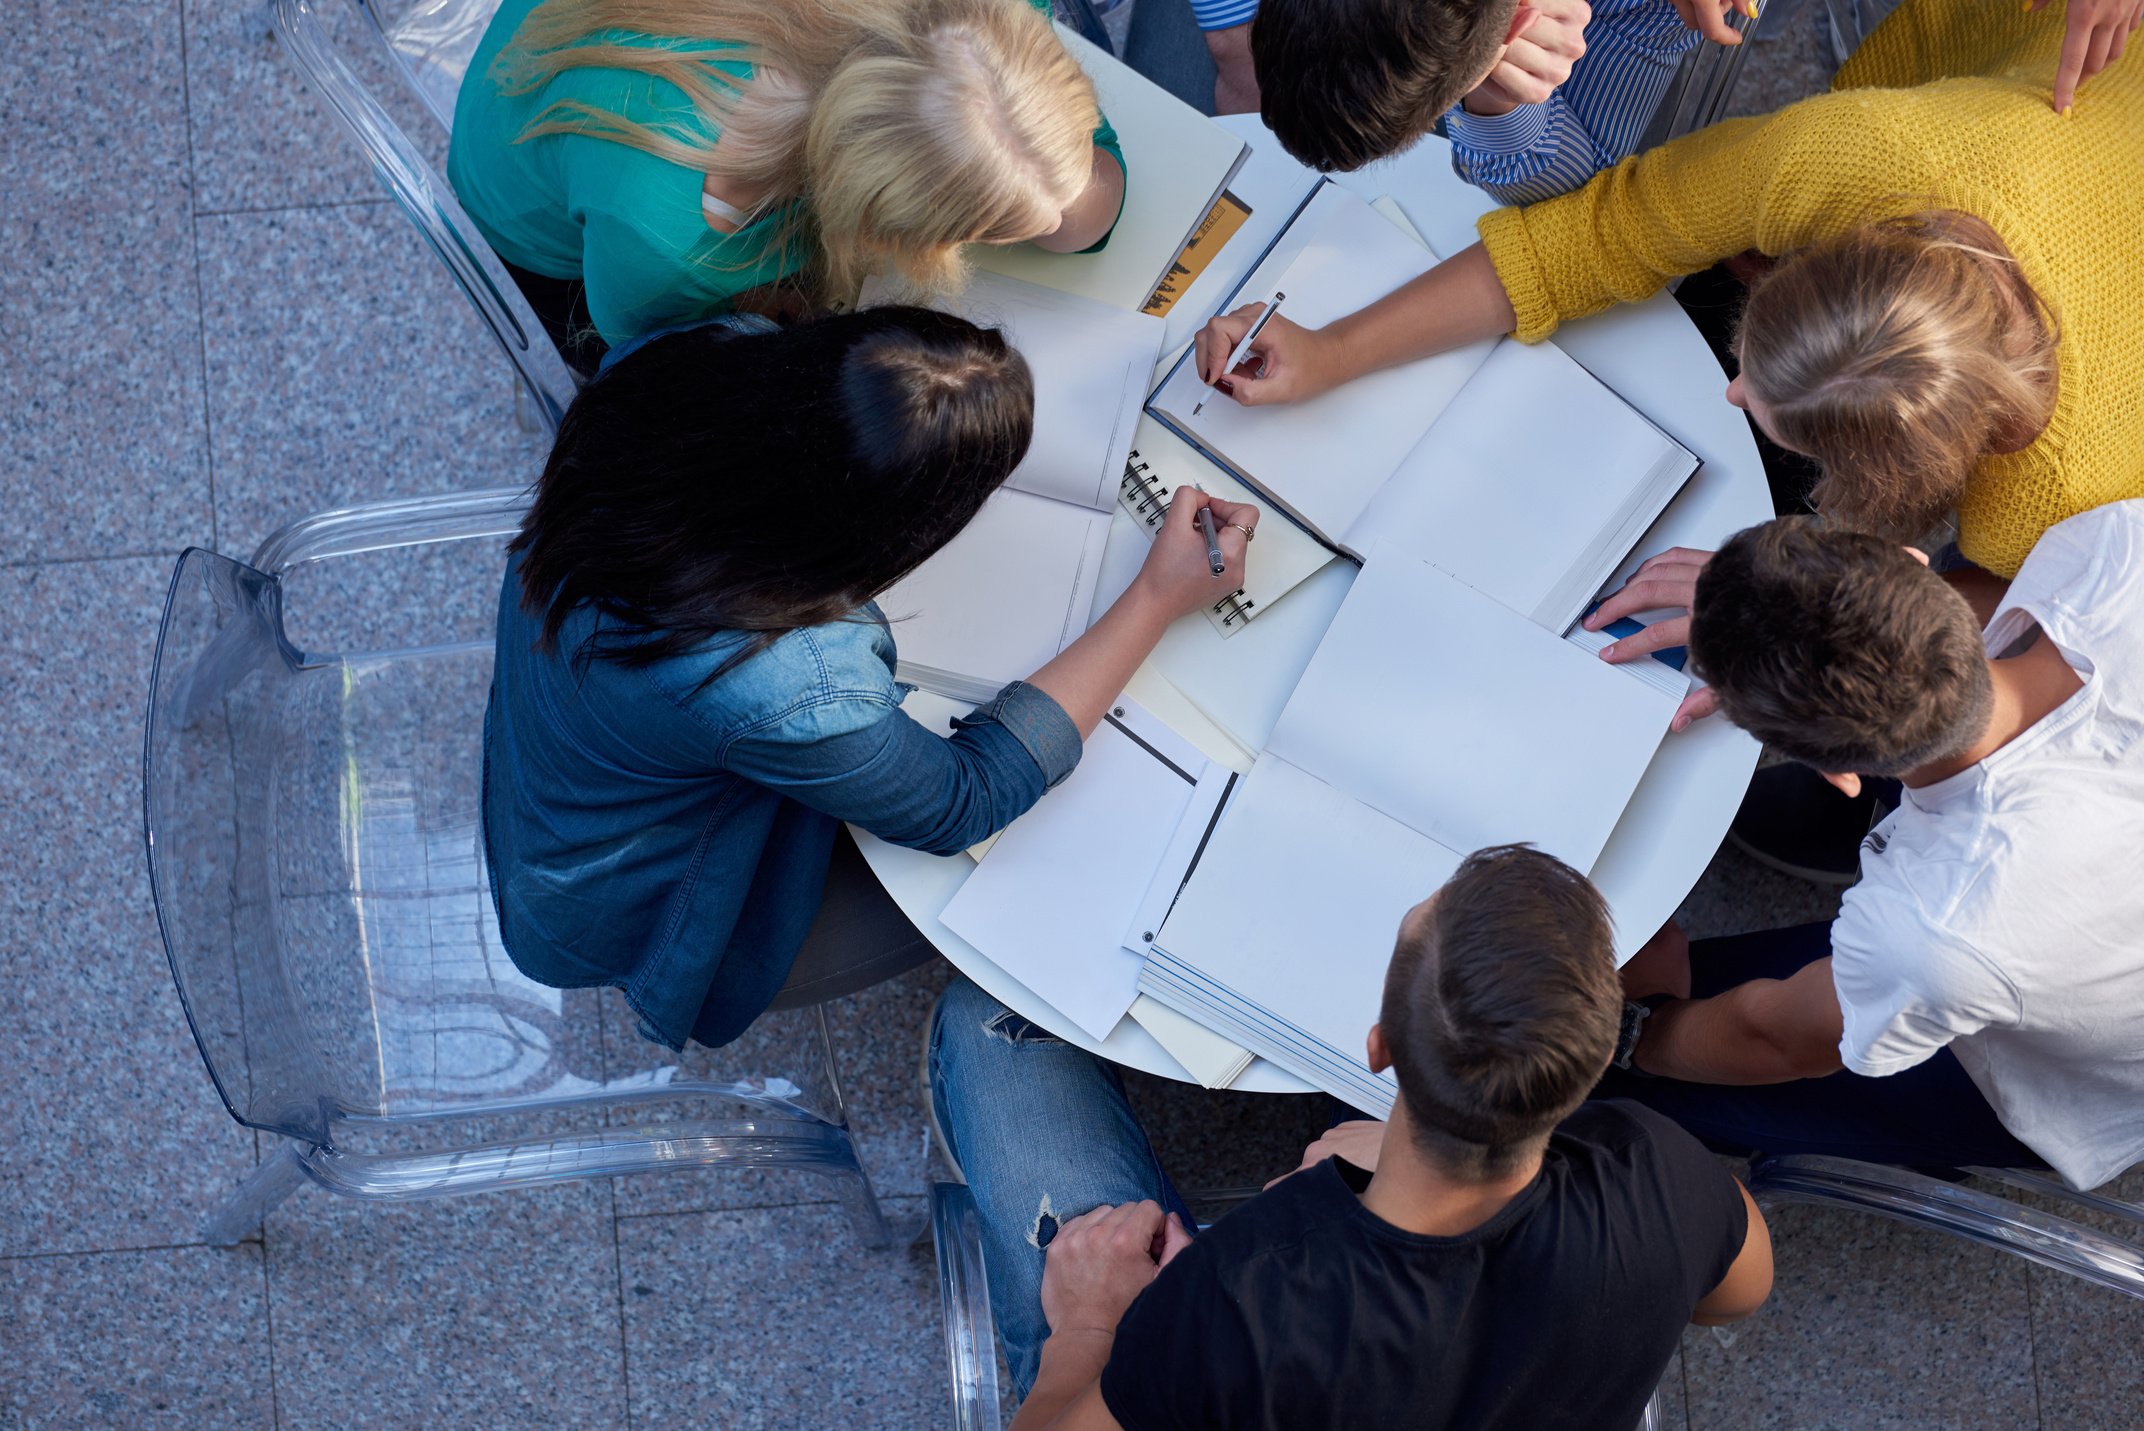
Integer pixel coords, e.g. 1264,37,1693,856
498,0,1101,299
1736,211,2060,540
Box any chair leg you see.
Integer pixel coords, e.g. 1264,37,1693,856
832,1153,898,1250
931,1178,1004,1431
202,1140,310,1246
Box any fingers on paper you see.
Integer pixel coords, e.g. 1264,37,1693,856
1669,685,1719,733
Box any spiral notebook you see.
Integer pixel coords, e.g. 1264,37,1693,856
1112,414,1339,636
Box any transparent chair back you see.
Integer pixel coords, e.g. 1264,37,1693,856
1748,1155,2144,1302
145,490,890,1245
272,0,579,431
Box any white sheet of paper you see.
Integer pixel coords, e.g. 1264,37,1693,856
1128,995,1253,1090
1122,766,1237,953
1352,339,1697,631
940,701,1208,1042
880,489,1109,696
1147,186,1497,548
1268,550,1678,873
1149,757,1465,1105
919,271,1164,512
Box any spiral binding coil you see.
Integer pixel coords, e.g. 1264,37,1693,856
1119,451,1257,628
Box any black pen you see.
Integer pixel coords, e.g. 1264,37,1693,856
1196,503,1225,576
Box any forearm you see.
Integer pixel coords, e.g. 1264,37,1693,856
1033,148,1126,254
1204,22,1259,115
1636,982,1845,1084
1027,584,1175,737
1008,1330,1115,1430
1321,241,1518,383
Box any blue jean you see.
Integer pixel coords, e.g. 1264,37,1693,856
929,976,1196,1396
1595,922,2043,1170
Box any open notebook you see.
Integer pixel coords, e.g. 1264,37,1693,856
969,29,1248,312
1148,183,1699,636
1138,549,1686,1112
864,271,1164,702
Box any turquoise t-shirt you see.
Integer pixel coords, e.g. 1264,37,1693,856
447,0,1123,344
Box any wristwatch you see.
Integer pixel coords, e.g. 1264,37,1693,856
1613,997,1670,1073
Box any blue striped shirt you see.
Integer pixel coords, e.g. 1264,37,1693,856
1191,0,1703,204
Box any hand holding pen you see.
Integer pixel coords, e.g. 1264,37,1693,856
1191,300,1345,409
1192,292,1285,416
1128,486,1260,613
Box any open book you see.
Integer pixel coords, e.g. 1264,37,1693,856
865,271,1165,702
970,29,1248,312
1147,183,1699,636
1138,549,1686,1112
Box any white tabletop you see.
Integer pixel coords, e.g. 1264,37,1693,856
857,120,1769,1093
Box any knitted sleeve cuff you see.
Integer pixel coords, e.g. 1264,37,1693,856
1475,205,1562,344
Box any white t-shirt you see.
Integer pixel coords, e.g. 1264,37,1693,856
1831,500,2144,1191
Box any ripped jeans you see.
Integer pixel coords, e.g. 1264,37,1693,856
928,975,1194,1397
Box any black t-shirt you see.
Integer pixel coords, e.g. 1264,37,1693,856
1098,1100,1747,1431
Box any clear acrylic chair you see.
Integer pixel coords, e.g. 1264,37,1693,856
1746,1155,2144,1301
925,1143,1673,1429
272,0,579,432
145,488,894,1246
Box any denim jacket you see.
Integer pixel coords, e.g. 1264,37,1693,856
482,553,1081,1049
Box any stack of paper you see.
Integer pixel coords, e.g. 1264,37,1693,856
1139,551,1686,1112
1146,184,1697,637
940,701,1212,1041
866,272,1165,703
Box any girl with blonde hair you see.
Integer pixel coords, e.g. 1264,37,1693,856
1190,0,2141,582
448,0,1125,367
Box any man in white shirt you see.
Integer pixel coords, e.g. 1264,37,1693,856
1597,504,2144,1189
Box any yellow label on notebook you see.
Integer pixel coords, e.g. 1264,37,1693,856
1143,190,1252,317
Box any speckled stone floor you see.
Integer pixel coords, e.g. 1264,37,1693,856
3,1,2138,1426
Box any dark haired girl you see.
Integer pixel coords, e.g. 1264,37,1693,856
484,307,1257,1048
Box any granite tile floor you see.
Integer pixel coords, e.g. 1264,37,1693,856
3,0,2140,1426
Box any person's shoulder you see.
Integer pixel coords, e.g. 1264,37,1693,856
2013,499,2144,627
1554,1098,1698,1163
1188,1160,1357,1269
666,613,900,742
1551,1100,1733,1195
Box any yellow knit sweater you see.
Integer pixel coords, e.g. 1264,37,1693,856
1477,0,2144,577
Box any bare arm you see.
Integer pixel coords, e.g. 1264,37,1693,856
1692,1181,1774,1325
1634,955,1845,1084
1205,22,1260,114
1189,242,1517,406
1008,1202,1189,1431
1010,1345,1128,1431
1025,489,1257,736
1032,147,1128,254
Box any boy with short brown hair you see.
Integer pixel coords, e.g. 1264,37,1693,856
1603,506,2144,1191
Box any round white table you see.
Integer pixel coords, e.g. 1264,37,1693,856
858,122,1770,1092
